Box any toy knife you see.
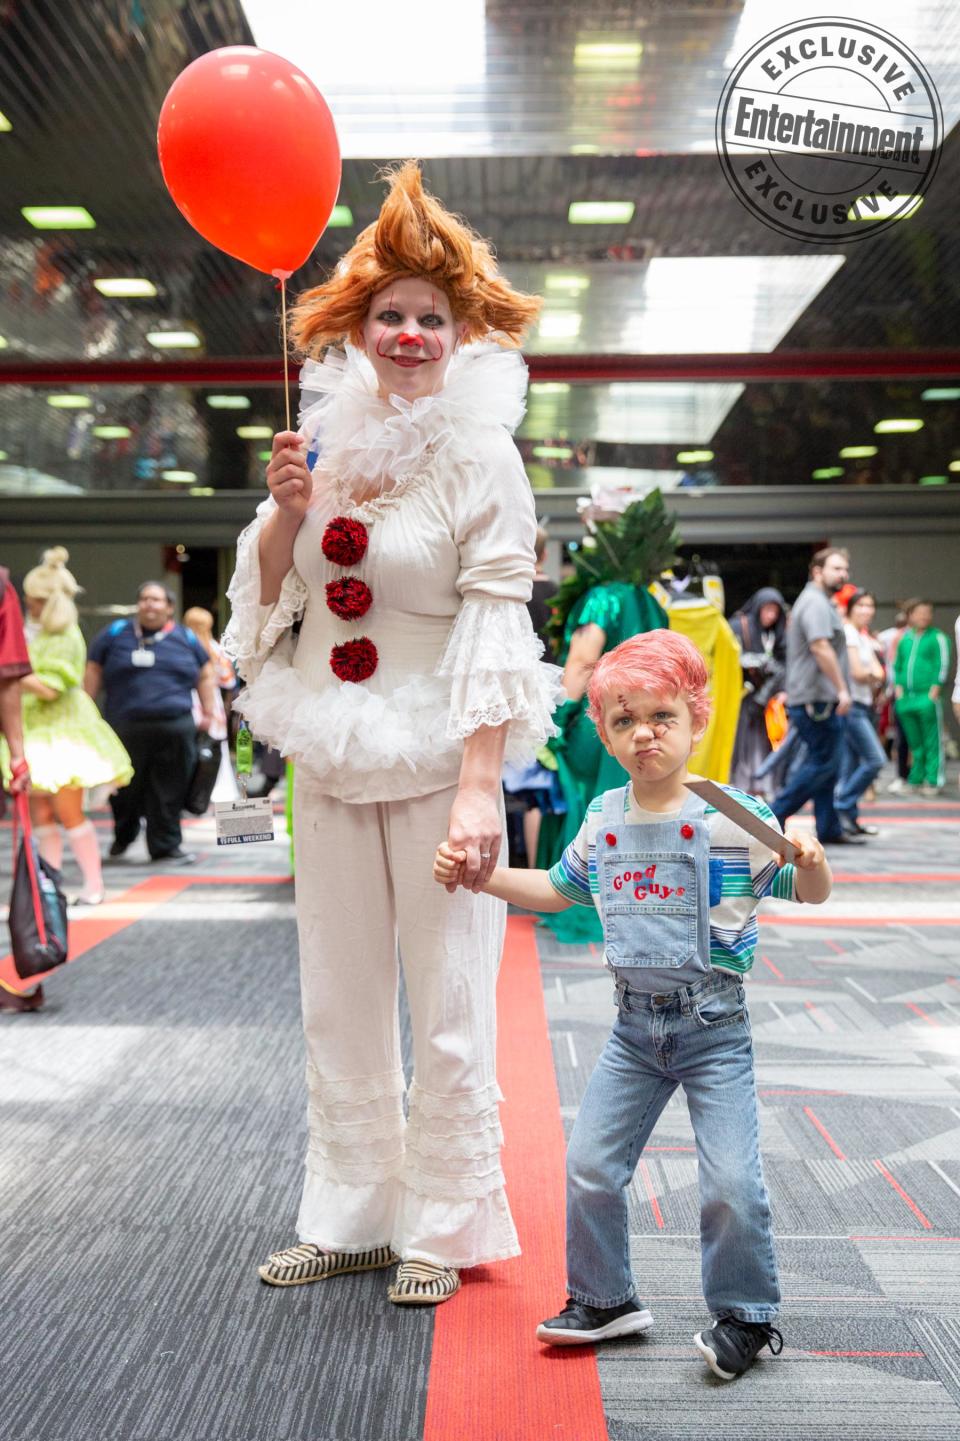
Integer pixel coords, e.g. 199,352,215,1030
683,777,800,862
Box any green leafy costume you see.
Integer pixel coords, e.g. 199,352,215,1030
535,491,678,943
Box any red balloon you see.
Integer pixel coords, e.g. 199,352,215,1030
157,47,341,278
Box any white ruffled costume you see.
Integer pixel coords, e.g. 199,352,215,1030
223,342,563,1269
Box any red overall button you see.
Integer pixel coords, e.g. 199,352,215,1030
681,823,694,839
605,832,618,846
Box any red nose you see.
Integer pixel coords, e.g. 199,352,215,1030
397,332,424,349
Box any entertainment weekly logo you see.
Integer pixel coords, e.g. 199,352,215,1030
716,17,942,243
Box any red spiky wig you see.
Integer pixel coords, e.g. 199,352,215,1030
288,161,541,355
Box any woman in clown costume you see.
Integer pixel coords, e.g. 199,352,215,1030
224,163,562,1305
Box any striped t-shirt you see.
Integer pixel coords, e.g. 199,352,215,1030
548,784,799,977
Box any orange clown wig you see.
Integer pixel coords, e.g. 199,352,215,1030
288,161,541,355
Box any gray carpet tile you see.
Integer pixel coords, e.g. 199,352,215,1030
1,885,431,1441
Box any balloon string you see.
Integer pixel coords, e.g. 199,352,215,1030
280,278,291,432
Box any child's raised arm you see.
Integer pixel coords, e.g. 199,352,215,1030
433,843,572,912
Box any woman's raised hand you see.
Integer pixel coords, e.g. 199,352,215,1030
266,430,312,520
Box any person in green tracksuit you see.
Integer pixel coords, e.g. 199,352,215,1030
893,600,952,792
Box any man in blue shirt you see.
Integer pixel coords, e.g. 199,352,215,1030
85,582,217,863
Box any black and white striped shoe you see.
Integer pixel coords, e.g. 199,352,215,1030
387,1259,461,1306
258,1242,397,1287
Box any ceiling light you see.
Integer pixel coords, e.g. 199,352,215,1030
328,205,353,227
161,469,198,482
189,487,216,496
921,388,960,401
93,425,132,439
0,450,8,461
569,144,601,155
47,394,91,409
838,445,877,458
676,449,714,464
533,446,574,460
848,195,923,222
237,425,274,439
94,277,157,298
22,205,96,229
918,474,948,485
539,313,582,340
568,200,634,224
874,418,923,434
949,460,960,473
206,395,251,410
0,334,7,348
147,330,201,348
545,274,591,294
0,110,11,132
812,467,845,480
530,382,571,396
574,42,643,69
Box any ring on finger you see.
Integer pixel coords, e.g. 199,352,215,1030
480,851,491,859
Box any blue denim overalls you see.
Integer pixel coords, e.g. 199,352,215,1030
565,782,781,1321
595,783,712,986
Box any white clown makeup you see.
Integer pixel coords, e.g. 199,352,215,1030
361,276,466,403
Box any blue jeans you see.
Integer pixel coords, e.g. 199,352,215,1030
566,970,780,1323
835,702,886,821
772,703,845,840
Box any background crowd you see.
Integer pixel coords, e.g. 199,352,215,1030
2,527,958,1017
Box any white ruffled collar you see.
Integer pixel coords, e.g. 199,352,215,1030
298,341,529,491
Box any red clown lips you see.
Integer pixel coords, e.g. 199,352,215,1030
322,516,369,567
325,576,373,621
330,637,378,683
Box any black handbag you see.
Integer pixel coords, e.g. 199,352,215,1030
9,792,69,980
184,731,221,815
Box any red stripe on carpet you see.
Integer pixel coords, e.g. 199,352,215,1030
424,915,608,1441
811,1351,925,1358
0,874,192,992
760,915,960,928
904,1002,941,1027
873,1161,933,1229
803,1107,847,1160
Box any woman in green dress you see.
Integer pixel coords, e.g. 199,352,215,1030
535,490,678,943
0,549,132,905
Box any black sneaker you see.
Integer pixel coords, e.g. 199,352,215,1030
536,1297,654,1346
694,1315,783,1379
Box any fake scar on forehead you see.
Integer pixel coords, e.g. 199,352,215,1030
374,289,444,361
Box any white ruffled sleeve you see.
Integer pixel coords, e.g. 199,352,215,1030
435,437,564,755
222,496,309,683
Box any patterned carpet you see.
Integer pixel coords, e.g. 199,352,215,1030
1,780,958,1439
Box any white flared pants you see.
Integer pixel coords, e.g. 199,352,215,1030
291,775,519,1269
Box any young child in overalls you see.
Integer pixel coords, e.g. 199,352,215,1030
434,629,832,1379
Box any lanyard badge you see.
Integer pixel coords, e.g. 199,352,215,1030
214,723,275,845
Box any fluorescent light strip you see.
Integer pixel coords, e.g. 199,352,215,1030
92,426,132,439
47,394,91,408
568,200,634,224
147,330,201,348
206,395,251,410
874,418,923,434
161,470,197,482
22,205,96,228
94,277,157,298
539,313,582,339
921,388,960,401
676,450,714,464
0,110,11,132
839,445,877,459
237,425,274,439
574,42,643,68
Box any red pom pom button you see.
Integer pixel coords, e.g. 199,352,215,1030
325,576,373,621
322,515,369,567
330,636,378,683
681,823,694,839
605,833,617,846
